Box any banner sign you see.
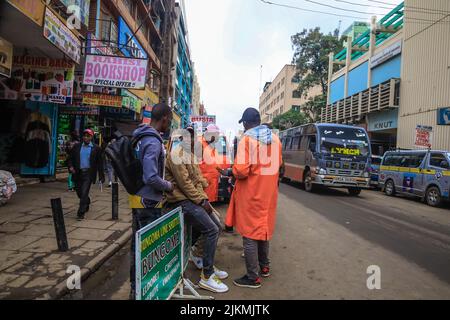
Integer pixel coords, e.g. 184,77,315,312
0,37,13,78
1,56,75,104
59,105,99,115
136,207,183,300
43,7,82,64
100,106,135,120
437,107,450,125
415,125,433,148
83,54,148,90
190,115,216,125
82,92,122,107
368,109,398,132
122,89,142,112
371,41,402,69
118,17,148,59
86,32,114,56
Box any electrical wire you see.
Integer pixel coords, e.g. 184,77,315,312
334,0,446,15
261,0,450,24
405,13,450,41
258,0,369,19
367,0,450,15
304,0,387,16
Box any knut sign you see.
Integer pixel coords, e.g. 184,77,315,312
83,54,148,90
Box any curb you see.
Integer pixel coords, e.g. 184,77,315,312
38,229,133,300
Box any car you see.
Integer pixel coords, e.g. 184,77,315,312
369,155,383,188
379,150,450,207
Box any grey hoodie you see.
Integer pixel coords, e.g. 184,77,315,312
133,125,172,202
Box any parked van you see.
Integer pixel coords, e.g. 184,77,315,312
379,150,450,207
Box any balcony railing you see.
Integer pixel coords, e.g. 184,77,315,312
322,78,400,123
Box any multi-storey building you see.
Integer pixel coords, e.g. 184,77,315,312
323,0,450,154
192,71,201,116
172,0,193,128
259,64,321,124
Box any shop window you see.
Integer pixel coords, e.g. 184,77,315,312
293,90,301,98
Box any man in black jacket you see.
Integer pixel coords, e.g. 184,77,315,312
68,129,105,220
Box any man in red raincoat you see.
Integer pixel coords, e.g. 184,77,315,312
221,108,282,289
199,124,230,203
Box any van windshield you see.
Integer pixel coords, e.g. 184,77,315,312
319,127,370,157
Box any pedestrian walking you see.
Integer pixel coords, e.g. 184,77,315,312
67,129,105,220
129,103,174,299
222,108,282,289
165,126,229,293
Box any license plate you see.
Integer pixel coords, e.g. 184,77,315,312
334,176,353,183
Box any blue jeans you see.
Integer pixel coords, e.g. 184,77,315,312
177,200,220,278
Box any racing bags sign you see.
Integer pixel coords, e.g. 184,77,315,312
83,54,148,90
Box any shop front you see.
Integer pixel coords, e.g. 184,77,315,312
367,109,398,156
0,1,82,177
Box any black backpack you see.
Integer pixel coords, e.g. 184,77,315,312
105,131,154,195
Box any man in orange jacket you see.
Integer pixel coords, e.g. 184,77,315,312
221,108,282,289
199,124,230,203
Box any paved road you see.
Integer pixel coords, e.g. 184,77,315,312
74,184,450,300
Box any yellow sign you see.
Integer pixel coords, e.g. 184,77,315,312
331,147,361,156
82,93,123,108
7,0,46,26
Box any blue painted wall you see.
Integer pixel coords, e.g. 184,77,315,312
348,61,369,96
329,75,345,104
371,54,402,86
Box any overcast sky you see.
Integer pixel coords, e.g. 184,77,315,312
184,0,402,134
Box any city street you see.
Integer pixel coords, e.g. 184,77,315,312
76,184,450,300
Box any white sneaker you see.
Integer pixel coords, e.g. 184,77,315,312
199,273,229,293
189,253,203,270
214,266,229,280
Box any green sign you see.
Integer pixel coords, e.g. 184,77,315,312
136,207,183,300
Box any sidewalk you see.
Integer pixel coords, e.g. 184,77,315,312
0,179,132,300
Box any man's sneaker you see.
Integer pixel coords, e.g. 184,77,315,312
77,213,85,221
233,275,261,289
214,266,229,280
260,267,270,278
241,252,245,258
198,273,229,293
189,253,203,270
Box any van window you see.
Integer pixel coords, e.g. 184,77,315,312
300,136,308,151
430,153,449,169
284,137,292,150
383,154,403,166
406,153,426,168
291,137,301,150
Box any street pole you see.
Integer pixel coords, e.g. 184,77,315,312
50,198,69,252
112,182,119,220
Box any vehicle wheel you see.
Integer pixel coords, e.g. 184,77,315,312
425,186,442,207
348,188,362,196
384,179,396,197
304,170,314,193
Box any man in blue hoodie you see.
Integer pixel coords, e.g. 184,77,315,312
130,103,174,299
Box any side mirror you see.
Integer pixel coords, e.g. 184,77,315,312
440,160,449,169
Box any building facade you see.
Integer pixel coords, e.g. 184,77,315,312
259,64,321,124
172,1,193,128
192,71,201,116
323,1,449,155
0,0,171,176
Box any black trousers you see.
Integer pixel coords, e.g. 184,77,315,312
130,204,162,299
75,171,92,215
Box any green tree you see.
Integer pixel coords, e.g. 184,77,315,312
272,109,308,131
291,28,343,121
